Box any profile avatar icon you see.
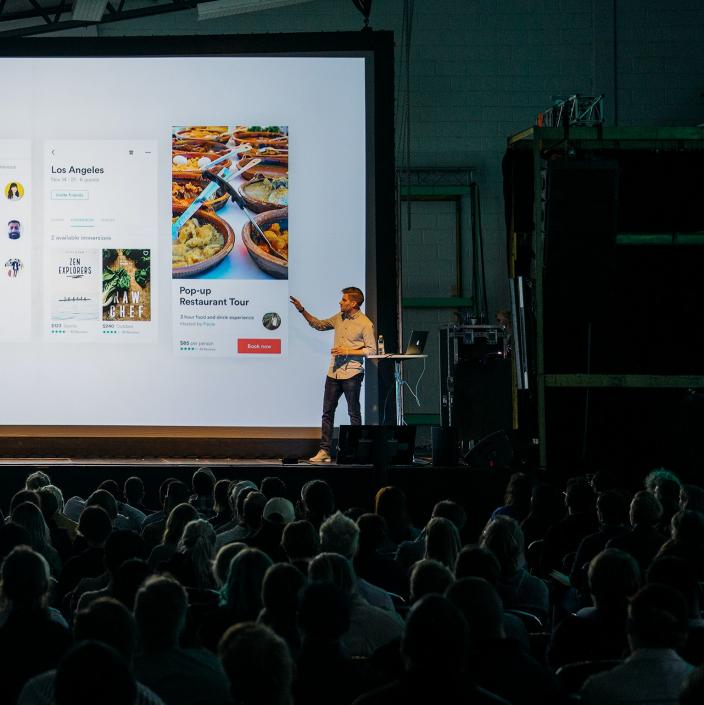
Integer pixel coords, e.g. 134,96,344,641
5,182,24,200
262,312,281,331
5,258,23,277
8,220,21,240
7,220,22,240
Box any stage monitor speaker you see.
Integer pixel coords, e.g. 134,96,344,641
465,430,513,469
336,425,416,465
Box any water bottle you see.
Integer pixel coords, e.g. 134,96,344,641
377,334,385,355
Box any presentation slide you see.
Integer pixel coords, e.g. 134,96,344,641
0,55,367,428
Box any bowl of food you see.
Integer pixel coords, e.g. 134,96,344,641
176,126,230,142
172,152,232,181
172,180,229,212
236,155,287,181
241,208,288,280
232,126,287,148
172,138,229,154
239,176,288,213
172,206,235,278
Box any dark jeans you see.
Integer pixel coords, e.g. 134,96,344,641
320,373,363,452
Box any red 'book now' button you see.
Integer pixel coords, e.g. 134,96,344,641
238,338,282,354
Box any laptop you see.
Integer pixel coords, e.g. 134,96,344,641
404,330,428,355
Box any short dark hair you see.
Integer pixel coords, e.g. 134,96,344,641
281,520,319,561
628,583,688,649
74,597,137,660
134,576,188,650
219,623,293,705
341,286,364,306
192,468,215,495
78,506,113,545
55,641,136,705
124,476,144,505
403,595,467,674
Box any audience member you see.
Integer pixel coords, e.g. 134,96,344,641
481,515,549,621
281,519,319,572
540,476,597,575
98,479,146,531
657,510,704,579
245,497,295,561
520,482,565,548
309,552,403,656
679,484,704,514
212,541,247,588
647,555,704,664
11,500,62,575
374,486,418,545
148,502,199,571
353,594,506,705
354,513,407,596
25,470,51,492
134,576,231,705
423,516,461,570
219,622,293,705
58,505,112,598
189,468,215,517
124,475,150,515
0,547,73,703
608,490,667,572
261,476,287,501
548,548,640,669
164,519,217,590
259,562,307,657
395,499,466,575
581,584,693,705
216,490,266,548
209,479,233,529
55,641,137,705
454,546,529,647
295,581,359,705
492,472,533,523
300,479,335,530
74,529,147,613
446,577,560,705
409,559,454,603
320,511,395,611
19,597,165,705
142,480,190,549
570,490,629,595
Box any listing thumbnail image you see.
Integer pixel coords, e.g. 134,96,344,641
171,125,288,281
49,249,99,320
102,249,151,322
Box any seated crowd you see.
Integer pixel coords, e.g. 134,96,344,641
0,466,703,704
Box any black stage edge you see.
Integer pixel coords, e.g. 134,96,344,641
0,460,509,542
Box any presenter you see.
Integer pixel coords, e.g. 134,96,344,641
290,287,375,463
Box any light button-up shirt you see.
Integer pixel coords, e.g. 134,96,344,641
308,308,376,379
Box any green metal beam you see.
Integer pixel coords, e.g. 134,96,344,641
399,186,471,197
404,413,441,425
617,233,704,246
402,297,473,309
544,374,704,389
508,125,704,147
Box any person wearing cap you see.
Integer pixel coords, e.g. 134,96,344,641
244,497,295,563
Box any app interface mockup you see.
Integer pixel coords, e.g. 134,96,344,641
0,56,366,427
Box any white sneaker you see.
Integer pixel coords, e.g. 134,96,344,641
309,449,332,463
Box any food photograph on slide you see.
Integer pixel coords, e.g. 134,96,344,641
171,125,289,281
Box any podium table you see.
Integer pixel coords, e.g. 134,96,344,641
368,354,427,425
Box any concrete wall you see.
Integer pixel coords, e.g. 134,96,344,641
93,0,704,424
